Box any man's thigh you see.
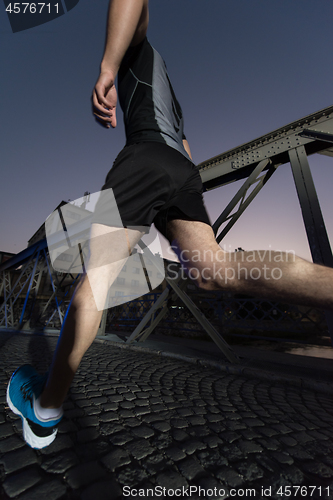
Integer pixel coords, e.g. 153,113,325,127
84,223,146,310
87,223,145,270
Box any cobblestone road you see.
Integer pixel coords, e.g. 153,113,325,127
0,332,333,500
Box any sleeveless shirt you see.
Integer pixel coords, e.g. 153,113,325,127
118,38,190,161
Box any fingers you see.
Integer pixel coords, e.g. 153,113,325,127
92,71,118,128
92,86,111,113
93,110,116,128
92,88,116,129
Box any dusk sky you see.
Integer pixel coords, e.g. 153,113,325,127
1,0,333,261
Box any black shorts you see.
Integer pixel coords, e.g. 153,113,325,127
92,142,211,241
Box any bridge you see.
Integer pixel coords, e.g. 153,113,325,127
1,105,333,363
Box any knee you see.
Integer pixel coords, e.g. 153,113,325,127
188,261,242,292
186,264,220,291
178,249,242,291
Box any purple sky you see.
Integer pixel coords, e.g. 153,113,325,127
1,0,333,261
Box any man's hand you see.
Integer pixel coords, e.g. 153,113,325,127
92,70,117,128
92,0,149,129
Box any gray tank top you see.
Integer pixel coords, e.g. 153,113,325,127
118,38,190,161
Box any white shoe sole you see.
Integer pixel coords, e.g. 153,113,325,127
6,382,58,449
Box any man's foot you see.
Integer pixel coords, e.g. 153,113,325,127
6,365,63,449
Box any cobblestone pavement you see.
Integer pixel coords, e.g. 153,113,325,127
0,332,333,500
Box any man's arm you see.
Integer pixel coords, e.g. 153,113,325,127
92,0,149,128
183,139,193,161
101,0,149,76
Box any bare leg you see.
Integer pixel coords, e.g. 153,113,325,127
40,224,145,408
167,220,333,311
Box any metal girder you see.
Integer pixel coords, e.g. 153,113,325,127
97,308,108,336
289,146,333,267
39,249,80,329
128,243,239,364
0,239,47,272
43,250,65,326
299,129,333,144
0,244,80,332
212,159,276,243
288,145,333,343
0,249,41,329
126,274,185,343
199,105,333,191
138,280,189,343
18,249,43,329
0,271,14,327
21,263,45,330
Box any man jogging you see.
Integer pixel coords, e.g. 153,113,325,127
7,0,333,449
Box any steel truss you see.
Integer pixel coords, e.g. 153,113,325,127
0,247,43,329
122,106,333,356
1,105,333,361
102,291,327,341
0,241,79,331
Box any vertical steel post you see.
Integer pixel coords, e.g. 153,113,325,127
44,250,64,326
97,309,108,336
289,146,333,343
21,257,45,331
18,250,41,329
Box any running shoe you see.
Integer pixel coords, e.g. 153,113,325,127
6,364,63,449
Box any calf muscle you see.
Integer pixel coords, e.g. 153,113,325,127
167,219,333,311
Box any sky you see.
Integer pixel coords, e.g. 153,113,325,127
1,0,333,262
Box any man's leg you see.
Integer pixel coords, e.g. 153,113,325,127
38,223,145,408
167,219,333,311
7,223,145,448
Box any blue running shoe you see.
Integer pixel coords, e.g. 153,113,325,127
6,365,63,449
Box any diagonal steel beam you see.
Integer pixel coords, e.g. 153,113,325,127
130,242,239,363
212,159,275,243
126,274,186,343
299,129,333,144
